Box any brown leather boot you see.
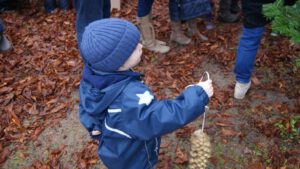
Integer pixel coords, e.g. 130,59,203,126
137,14,170,54
170,21,191,45
187,19,208,41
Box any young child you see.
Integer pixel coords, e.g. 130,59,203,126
79,18,213,169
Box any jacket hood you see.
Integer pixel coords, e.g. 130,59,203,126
79,77,134,134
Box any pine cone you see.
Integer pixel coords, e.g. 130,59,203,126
188,130,211,169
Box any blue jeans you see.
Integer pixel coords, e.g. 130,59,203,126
234,26,264,83
44,0,71,13
74,0,110,46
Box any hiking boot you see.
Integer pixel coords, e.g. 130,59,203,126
137,14,170,54
170,21,191,45
234,81,251,99
0,34,12,52
187,19,208,41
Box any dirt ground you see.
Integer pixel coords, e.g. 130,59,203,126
1,0,299,169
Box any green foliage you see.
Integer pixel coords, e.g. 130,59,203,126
263,0,300,43
274,116,300,142
296,58,300,67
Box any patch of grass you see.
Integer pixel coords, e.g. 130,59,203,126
275,116,300,142
212,142,226,166
296,58,300,67
252,145,272,166
214,142,223,157
296,53,300,67
6,151,24,169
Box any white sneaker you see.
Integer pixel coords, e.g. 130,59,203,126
234,81,251,99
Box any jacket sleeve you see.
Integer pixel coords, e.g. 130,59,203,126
119,84,209,140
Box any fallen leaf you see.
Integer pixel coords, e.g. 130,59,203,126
174,147,188,164
28,104,38,115
221,128,241,137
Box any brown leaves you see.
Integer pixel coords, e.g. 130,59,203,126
214,120,233,127
24,145,65,169
28,104,38,115
0,7,80,166
221,129,242,137
5,104,22,128
0,147,11,164
50,104,66,114
75,141,99,169
0,87,13,95
175,125,196,138
174,147,188,164
247,162,265,169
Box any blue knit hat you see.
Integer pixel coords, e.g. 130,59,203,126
80,18,141,72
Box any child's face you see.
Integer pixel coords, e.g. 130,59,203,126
118,43,143,71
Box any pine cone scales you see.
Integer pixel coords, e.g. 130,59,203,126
189,129,211,169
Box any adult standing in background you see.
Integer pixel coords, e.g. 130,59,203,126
169,0,211,43
137,0,212,54
74,0,111,46
233,0,296,99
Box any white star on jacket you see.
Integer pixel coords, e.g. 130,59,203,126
136,91,154,106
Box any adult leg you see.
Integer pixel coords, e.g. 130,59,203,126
44,0,56,13
233,0,266,99
137,0,154,18
169,0,191,45
234,27,264,83
103,0,111,18
74,0,110,46
137,0,170,53
59,0,71,10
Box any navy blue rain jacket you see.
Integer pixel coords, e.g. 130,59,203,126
79,77,209,169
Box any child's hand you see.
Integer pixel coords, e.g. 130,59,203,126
92,130,101,136
197,72,213,97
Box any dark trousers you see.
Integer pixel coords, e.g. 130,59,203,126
74,0,110,46
137,0,180,21
44,0,71,13
137,0,154,17
0,19,3,35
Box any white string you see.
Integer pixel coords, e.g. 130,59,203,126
201,71,210,132
202,106,209,132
